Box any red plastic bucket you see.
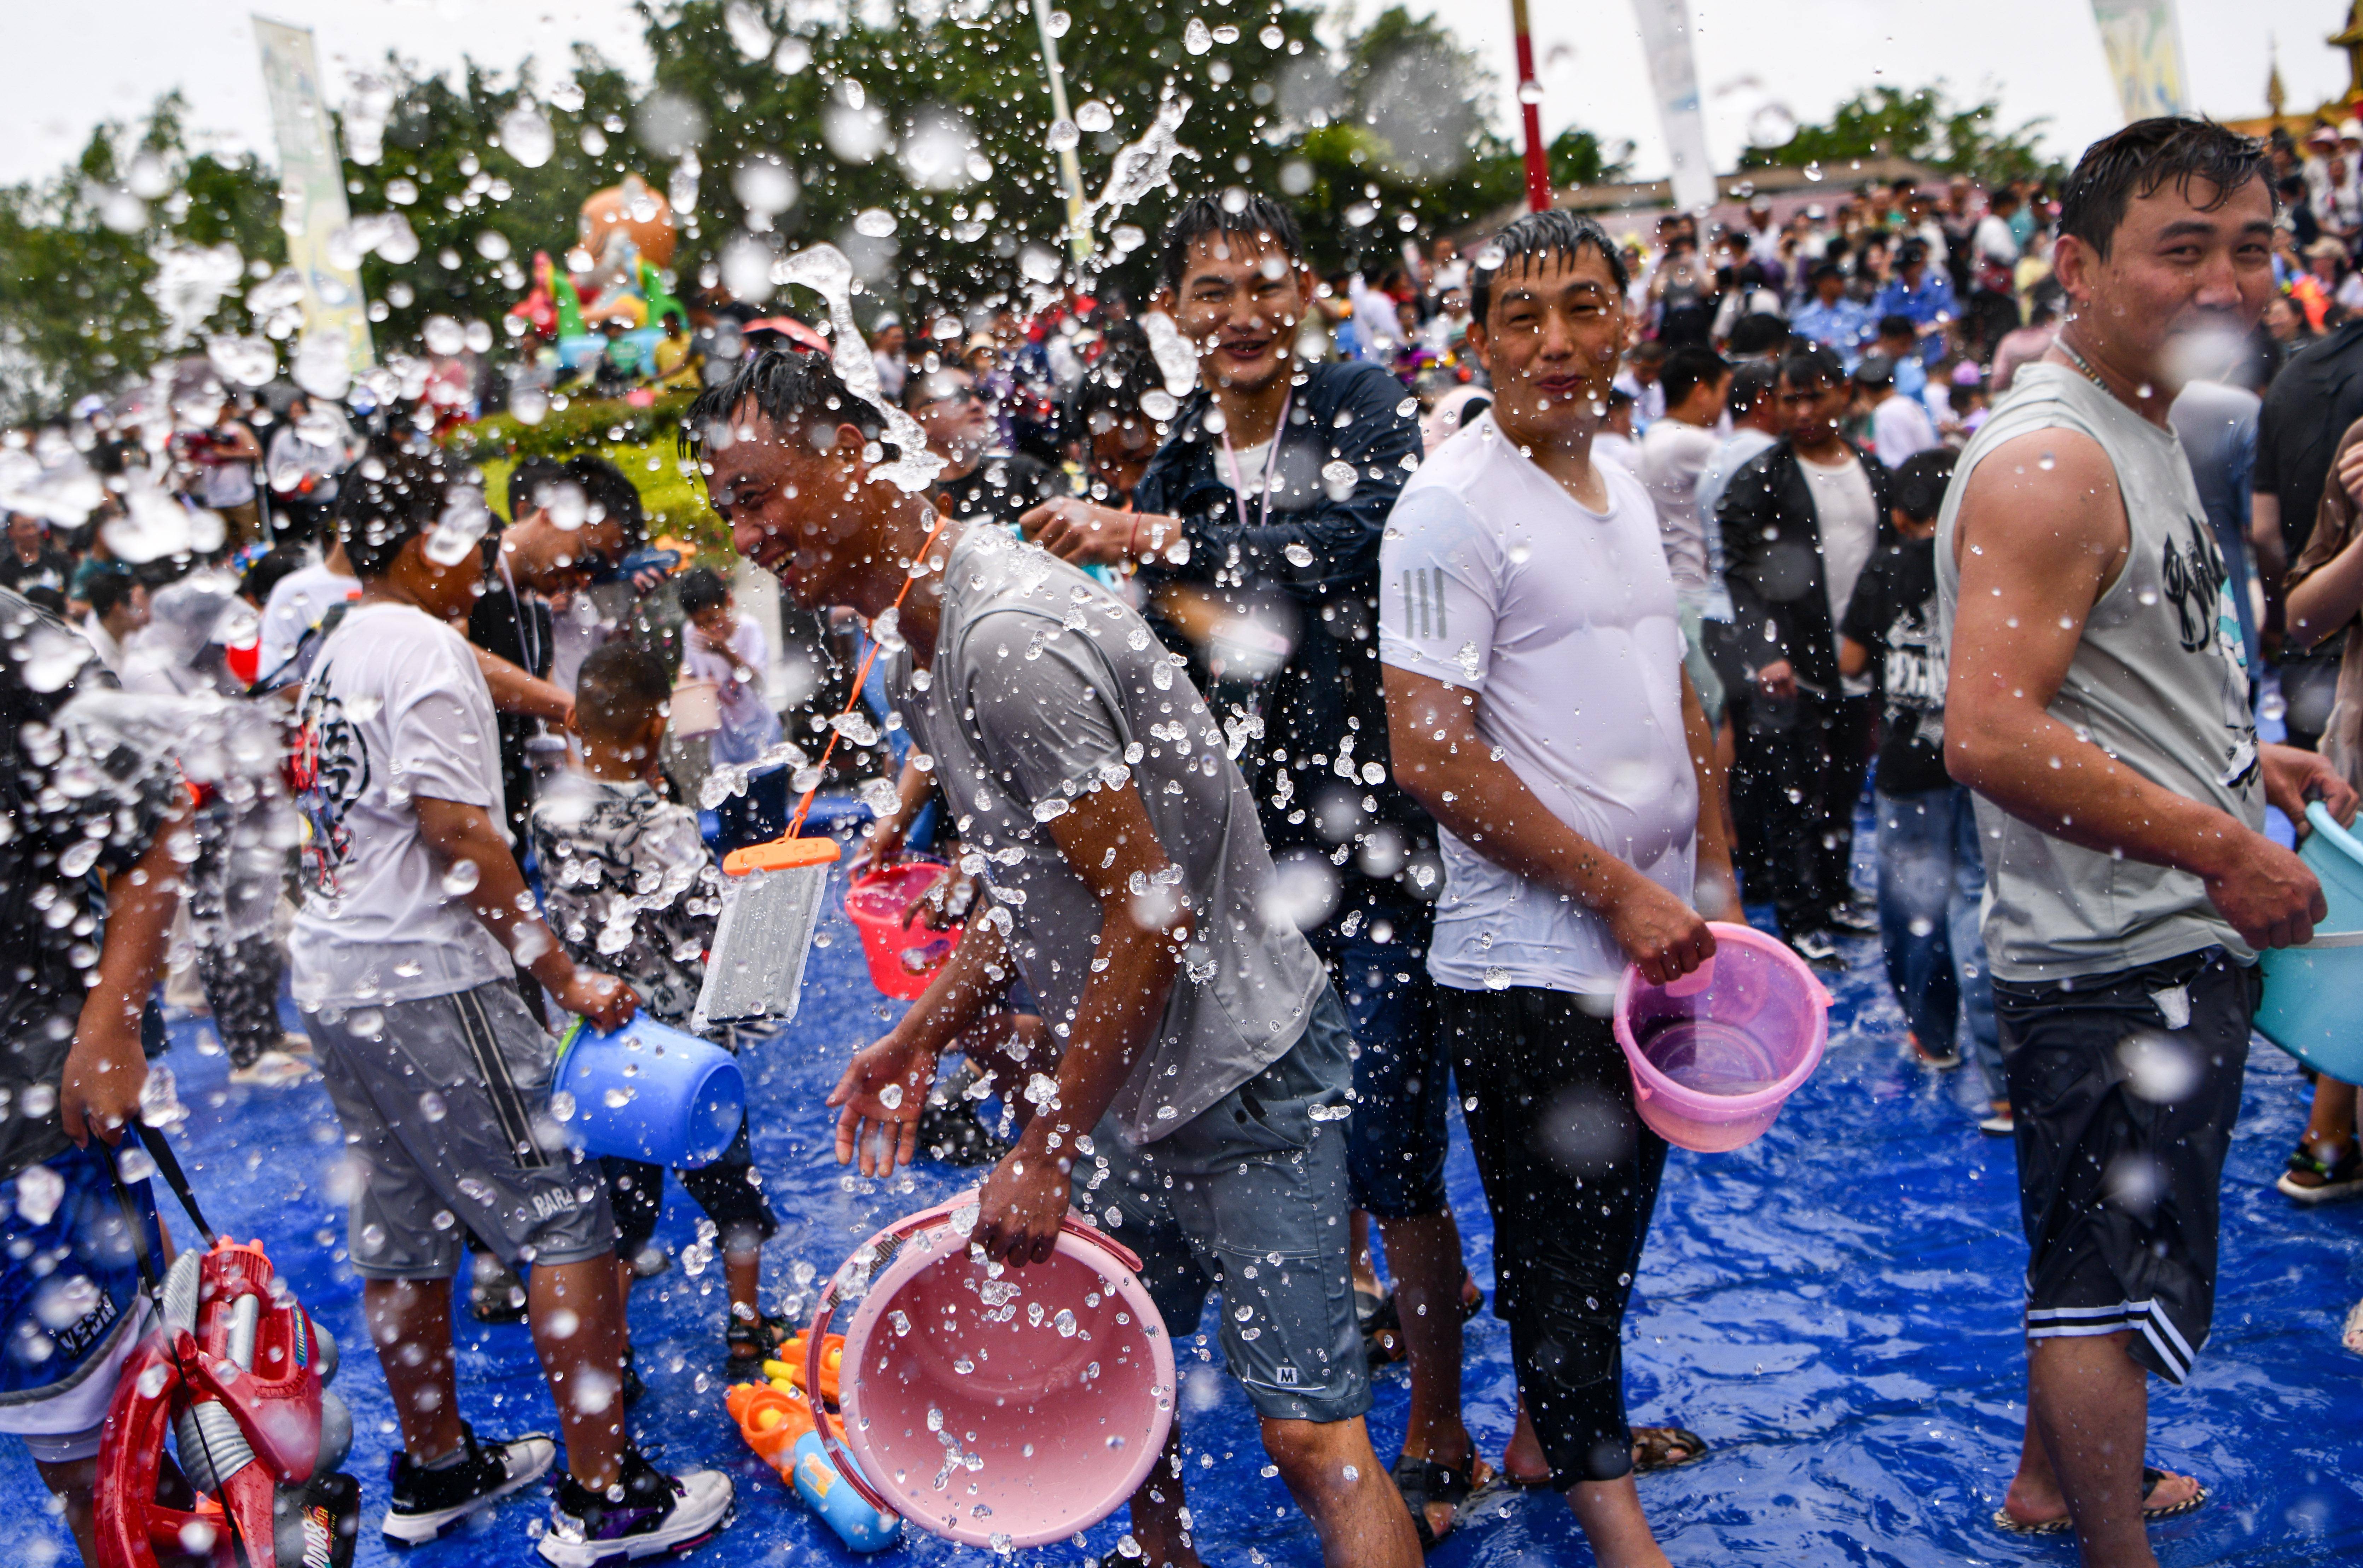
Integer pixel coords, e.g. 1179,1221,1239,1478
806,1191,1177,1549
845,863,963,999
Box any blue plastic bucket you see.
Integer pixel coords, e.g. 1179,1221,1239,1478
2257,801,2363,1081
551,1016,746,1169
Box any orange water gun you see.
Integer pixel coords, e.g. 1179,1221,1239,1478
770,1331,845,1405
725,1381,898,1550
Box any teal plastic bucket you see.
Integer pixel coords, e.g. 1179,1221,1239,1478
551,1015,746,1169
2257,801,2363,1081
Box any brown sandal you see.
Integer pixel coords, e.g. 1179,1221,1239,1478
1632,1425,1708,1473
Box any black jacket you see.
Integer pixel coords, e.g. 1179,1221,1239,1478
1716,436,1896,696
1131,359,1436,914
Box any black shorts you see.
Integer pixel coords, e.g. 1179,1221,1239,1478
1994,947,2254,1385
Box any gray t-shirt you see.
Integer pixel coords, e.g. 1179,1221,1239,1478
889,526,1326,1145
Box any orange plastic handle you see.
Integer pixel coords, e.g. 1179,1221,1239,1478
721,833,843,878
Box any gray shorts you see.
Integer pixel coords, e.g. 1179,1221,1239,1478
1072,987,1369,1424
307,981,615,1280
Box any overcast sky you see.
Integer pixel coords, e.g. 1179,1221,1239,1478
2,1,2345,191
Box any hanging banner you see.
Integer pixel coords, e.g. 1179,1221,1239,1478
252,16,374,375
2091,0,2189,121
1628,0,1717,214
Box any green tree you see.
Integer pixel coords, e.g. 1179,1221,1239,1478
1739,82,2059,187
0,93,284,422
0,2,1618,414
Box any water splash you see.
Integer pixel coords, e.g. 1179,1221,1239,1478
774,243,944,493
147,244,246,347
1083,96,1196,234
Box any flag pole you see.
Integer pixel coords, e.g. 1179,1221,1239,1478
1034,2,1094,262
1510,0,1551,211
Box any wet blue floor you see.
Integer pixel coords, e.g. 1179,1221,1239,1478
7,825,2362,1566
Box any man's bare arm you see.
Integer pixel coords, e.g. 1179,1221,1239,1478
1385,664,1711,983
472,645,573,726
59,795,190,1146
829,893,1014,1176
971,778,1189,1265
414,796,636,1027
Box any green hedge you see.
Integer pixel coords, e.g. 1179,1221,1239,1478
448,390,732,557
444,388,699,466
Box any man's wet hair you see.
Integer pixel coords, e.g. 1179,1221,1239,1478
1471,209,1630,327
1893,449,1958,523
1728,312,1791,359
1661,345,1729,409
1158,193,1306,294
1778,343,1848,391
681,348,896,464
1071,324,1164,440
337,442,459,580
575,640,672,743
2059,117,2272,260
676,565,730,618
1877,313,1918,341
1728,361,1779,417
85,568,141,620
506,453,648,547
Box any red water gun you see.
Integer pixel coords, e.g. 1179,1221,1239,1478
93,1127,358,1568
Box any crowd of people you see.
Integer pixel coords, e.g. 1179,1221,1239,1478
0,111,2352,1568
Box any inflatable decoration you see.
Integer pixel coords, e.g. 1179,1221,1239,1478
536,175,688,378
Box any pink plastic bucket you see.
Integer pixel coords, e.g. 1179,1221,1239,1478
807,1191,1176,1550
1613,921,1832,1153
845,863,963,1000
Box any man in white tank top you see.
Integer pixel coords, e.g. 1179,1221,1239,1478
1941,120,2357,1564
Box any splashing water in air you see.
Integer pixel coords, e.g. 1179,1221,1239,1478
774,243,944,493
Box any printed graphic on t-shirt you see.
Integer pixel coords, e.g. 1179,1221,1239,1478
1881,600,1946,748
291,686,366,898
2159,509,2257,790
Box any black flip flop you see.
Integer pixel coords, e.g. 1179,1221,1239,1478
1391,1451,1488,1551
1990,1467,2209,1535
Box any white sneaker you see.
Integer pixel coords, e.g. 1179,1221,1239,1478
228,1049,313,1087
536,1455,733,1566
381,1426,556,1544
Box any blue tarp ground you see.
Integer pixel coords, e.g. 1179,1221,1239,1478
8,827,2363,1567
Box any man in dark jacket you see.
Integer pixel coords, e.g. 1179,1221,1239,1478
1718,343,1897,962
1024,193,1484,1545
479,455,650,856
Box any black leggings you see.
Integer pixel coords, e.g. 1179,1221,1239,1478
603,1117,777,1256
1446,985,1667,1486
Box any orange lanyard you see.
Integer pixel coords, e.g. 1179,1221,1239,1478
784,510,952,838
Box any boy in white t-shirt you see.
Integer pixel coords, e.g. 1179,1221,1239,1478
291,446,732,1564
1379,210,1735,1568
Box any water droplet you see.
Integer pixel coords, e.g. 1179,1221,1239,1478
878,1083,904,1110
1183,17,1213,54
853,207,898,238
1076,101,1114,134
440,860,481,897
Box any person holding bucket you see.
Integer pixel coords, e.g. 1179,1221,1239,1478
1938,120,2355,1561
1379,208,1736,1568
528,642,791,1367
288,445,736,1564
2269,413,2363,1208
687,349,1426,1568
